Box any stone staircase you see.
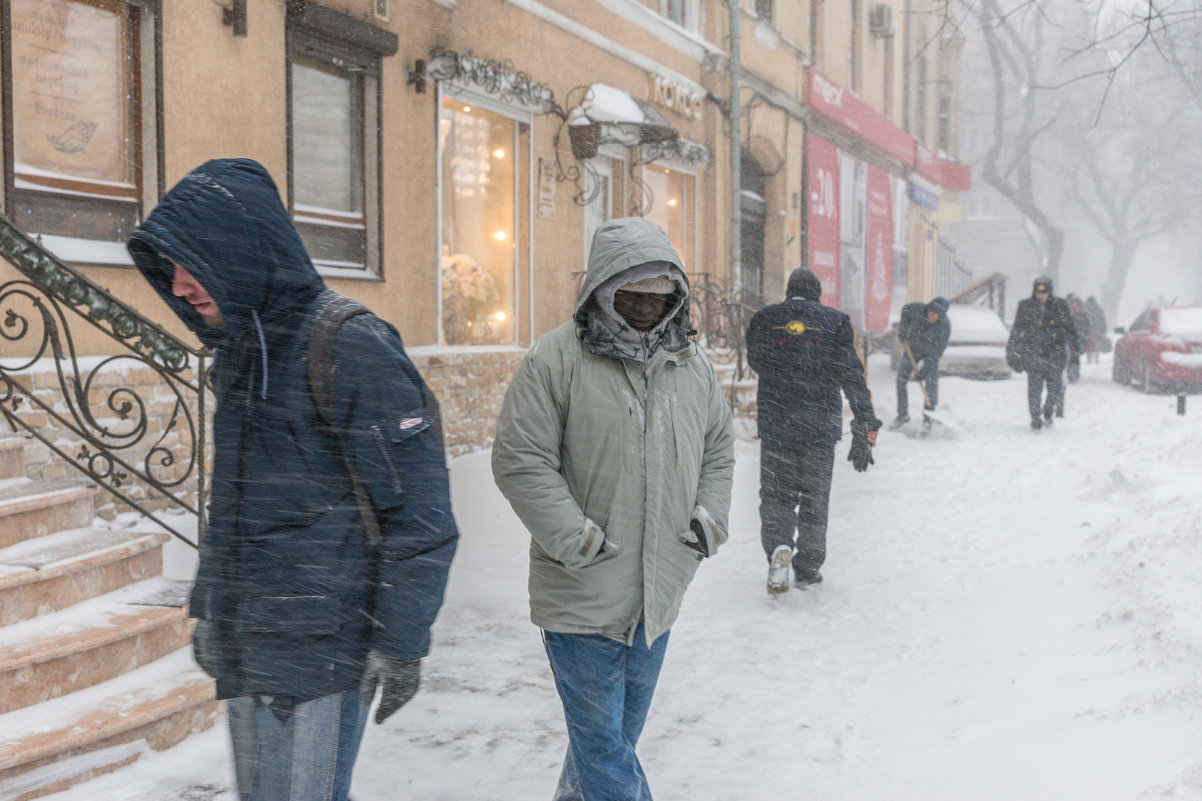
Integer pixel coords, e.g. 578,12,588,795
0,435,217,801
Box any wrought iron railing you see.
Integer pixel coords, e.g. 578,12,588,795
689,273,765,383
0,217,207,549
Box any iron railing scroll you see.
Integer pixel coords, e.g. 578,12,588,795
689,273,766,384
0,217,207,549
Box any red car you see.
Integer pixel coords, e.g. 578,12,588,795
1113,306,1202,392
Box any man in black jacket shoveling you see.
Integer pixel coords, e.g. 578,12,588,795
746,268,882,596
128,159,458,800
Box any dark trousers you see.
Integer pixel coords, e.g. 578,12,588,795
1027,366,1064,421
759,438,835,575
896,353,939,414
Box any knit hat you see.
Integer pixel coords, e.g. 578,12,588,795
927,296,949,317
620,275,677,294
1033,276,1053,294
787,267,823,300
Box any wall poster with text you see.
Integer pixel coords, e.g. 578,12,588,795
12,0,133,188
805,131,840,307
864,164,894,331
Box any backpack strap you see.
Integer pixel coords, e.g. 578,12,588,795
306,289,383,546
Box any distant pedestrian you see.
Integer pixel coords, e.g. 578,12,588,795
127,159,459,801
745,267,881,596
1085,295,1110,361
890,296,950,429
1066,294,1089,383
492,217,734,801
1006,276,1079,431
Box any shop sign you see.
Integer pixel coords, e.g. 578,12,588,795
807,68,913,165
12,0,131,184
805,131,841,307
908,181,939,210
864,165,894,332
648,75,703,121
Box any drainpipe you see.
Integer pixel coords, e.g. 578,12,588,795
730,0,742,290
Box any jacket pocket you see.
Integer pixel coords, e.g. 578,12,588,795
234,594,342,634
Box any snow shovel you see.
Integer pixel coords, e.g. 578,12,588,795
901,340,955,433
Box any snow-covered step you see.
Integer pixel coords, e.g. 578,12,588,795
0,648,218,801
0,528,171,626
0,578,193,715
0,479,97,550
0,436,29,481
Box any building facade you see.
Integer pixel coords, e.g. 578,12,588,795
0,0,970,453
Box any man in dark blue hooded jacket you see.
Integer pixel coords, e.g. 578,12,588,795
891,296,950,428
745,267,881,596
127,159,458,800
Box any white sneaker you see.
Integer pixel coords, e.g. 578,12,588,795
767,545,793,597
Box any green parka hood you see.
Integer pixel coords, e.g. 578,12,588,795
573,217,691,345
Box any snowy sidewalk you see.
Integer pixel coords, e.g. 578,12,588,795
41,356,1202,801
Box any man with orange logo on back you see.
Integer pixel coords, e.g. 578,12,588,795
745,268,881,597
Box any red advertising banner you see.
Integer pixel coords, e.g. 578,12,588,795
806,131,840,307
808,68,914,165
808,67,972,192
864,165,894,331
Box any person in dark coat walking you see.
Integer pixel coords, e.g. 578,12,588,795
890,296,950,428
1006,276,1079,431
745,267,882,596
1085,295,1110,362
128,159,458,801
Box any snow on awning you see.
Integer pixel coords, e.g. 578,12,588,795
572,83,678,147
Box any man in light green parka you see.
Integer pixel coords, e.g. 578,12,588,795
492,217,734,801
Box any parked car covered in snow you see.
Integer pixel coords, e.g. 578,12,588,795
1113,306,1202,393
891,303,1011,379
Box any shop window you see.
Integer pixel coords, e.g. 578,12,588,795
642,164,695,274
5,0,153,257
439,97,528,346
287,2,396,274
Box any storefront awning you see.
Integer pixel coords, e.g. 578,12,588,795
570,83,678,148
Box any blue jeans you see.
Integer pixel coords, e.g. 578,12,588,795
896,352,939,413
226,689,369,801
542,625,670,801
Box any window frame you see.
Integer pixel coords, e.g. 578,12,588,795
2,0,161,264
285,1,396,278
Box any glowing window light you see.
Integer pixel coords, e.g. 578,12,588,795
494,312,507,322
493,148,506,159
462,106,472,112
667,198,678,207
494,231,507,240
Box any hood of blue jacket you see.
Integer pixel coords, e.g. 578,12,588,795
126,158,323,349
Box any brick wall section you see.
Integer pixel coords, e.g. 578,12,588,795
412,350,525,457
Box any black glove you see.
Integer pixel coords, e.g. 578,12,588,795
190,619,219,678
682,518,709,557
847,419,878,473
361,651,422,724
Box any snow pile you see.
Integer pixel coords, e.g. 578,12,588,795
40,355,1201,801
